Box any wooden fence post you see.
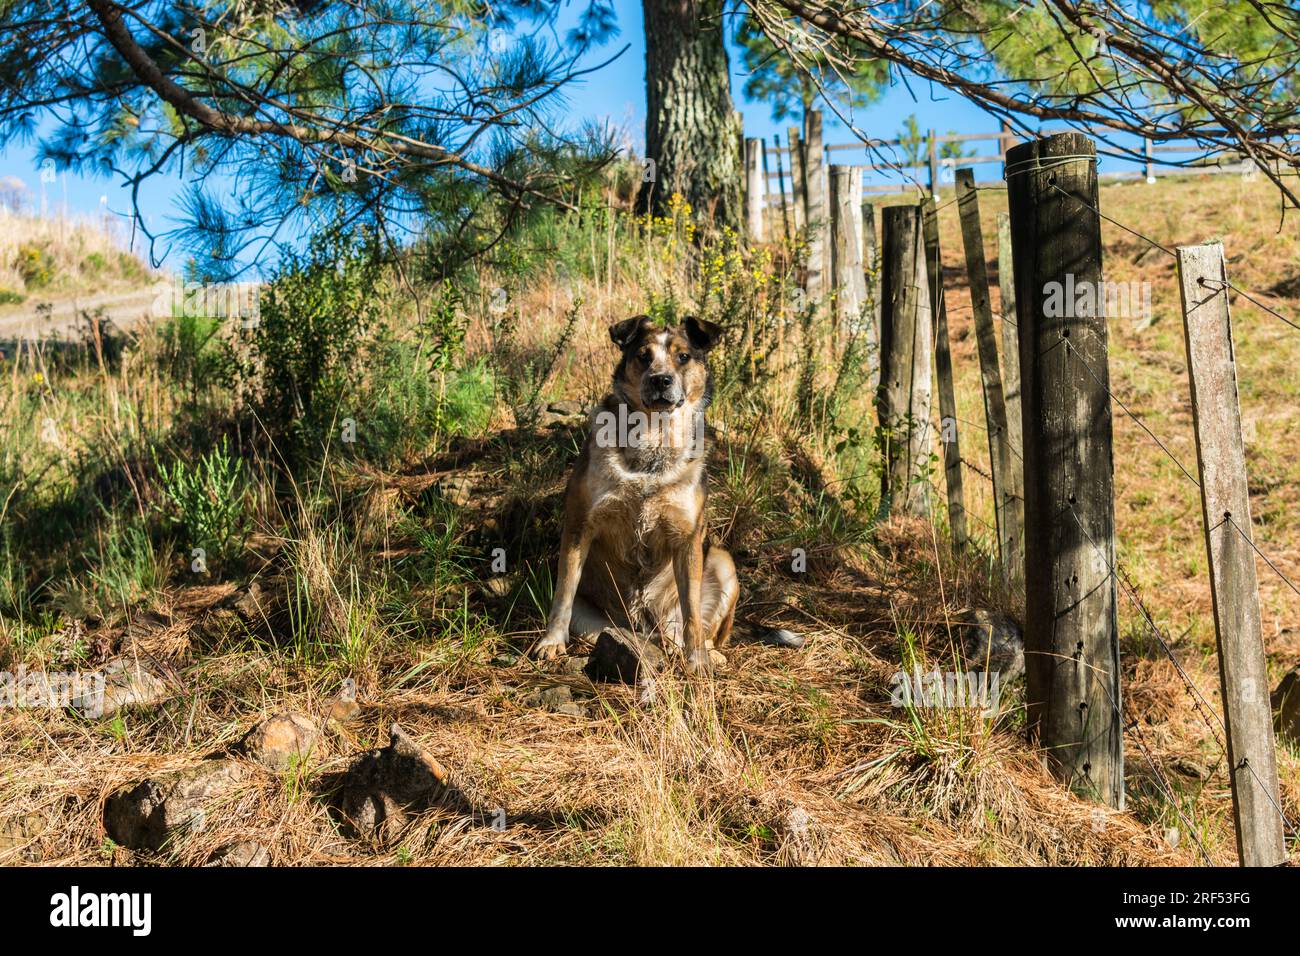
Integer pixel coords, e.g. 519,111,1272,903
878,203,933,518
830,166,868,347
955,168,1022,586
804,109,827,301
927,129,939,195
996,210,1025,581
1176,241,1287,867
745,137,765,242
923,196,967,550
1144,138,1156,184
774,135,791,244
1006,132,1123,808
862,201,881,392
787,125,806,232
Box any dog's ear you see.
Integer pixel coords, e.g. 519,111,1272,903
683,316,723,352
609,315,647,349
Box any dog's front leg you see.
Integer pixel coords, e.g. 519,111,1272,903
673,532,709,676
536,517,591,660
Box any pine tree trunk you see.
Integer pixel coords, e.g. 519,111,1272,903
642,0,741,232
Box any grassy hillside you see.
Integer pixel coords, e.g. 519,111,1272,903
0,173,1294,865
0,209,154,305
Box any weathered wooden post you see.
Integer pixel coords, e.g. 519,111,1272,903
1144,138,1156,184
997,210,1026,570
745,137,765,242
774,135,791,244
862,201,881,391
830,166,868,347
804,109,827,300
878,203,933,518
1176,241,1287,867
1006,132,1123,808
927,129,939,195
923,196,968,550
956,168,1022,586
787,125,806,233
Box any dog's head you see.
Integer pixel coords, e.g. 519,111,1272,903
608,315,722,413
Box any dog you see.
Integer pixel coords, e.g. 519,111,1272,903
533,314,739,675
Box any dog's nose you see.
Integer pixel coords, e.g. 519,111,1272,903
648,374,674,392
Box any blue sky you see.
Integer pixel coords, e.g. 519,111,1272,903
0,1,1143,267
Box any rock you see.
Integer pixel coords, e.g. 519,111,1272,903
547,400,584,418
958,609,1024,680
338,723,451,841
104,759,248,852
230,582,269,623
585,628,664,684
207,841,270,867
490,652,519,668
73,656,169,718
434,475,474,507
328,696,361,724
556,656,590,677
1272,669,1300,744
760,628,804,649
481,576,514,599
523,684,586,717
238,712,319,770
0,810,52,856
516,401,584,429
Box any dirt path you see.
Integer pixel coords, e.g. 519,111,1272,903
0,286,161,341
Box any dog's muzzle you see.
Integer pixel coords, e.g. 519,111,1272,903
643,373,683,409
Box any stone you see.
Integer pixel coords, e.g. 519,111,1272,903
546,400,584,418
230,582,269,623
958,609,1024,681
760,628,804,649
434,475,474,506
557,656,590,677
73,656,168,718
0,811,52,856
585,628,664,684
338,723,451,842
1272,668,1300,745
238,712,319,770
481,576,513,599
328,696,361,724
104,759,248,852
207,841,270,867
523,683,586,717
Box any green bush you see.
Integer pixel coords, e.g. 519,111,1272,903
16,242,54,289
160,312,236,409
242,228,384,462
153,437,248,569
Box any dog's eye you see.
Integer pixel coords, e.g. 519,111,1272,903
676,352,690,365
638,349,652,363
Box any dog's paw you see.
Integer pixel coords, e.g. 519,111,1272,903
685,649,714,677
534,632,568,661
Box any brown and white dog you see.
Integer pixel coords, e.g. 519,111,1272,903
533,315,739,675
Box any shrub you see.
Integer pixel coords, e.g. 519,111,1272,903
153,437,248,570
16,242,54,289
241,228,384,462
